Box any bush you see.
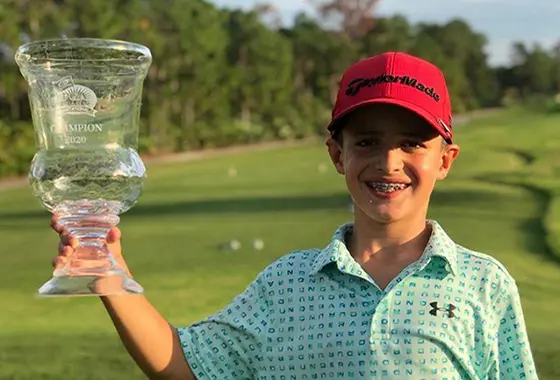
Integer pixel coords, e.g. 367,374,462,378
0,120,35,177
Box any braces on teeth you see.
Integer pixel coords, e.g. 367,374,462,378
370,182,407,192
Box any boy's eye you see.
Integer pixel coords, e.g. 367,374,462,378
402,141,423,149
355,139,376,147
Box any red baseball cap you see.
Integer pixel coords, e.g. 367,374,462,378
327,52,453,143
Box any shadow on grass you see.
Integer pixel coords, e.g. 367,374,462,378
494,147,536,165
0,185,543,221
0,192,352,221
0,188,520,221
515,184,558,263
3,183,559,265
430,187,512,209
473,175,560,265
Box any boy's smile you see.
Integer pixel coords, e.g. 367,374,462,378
327,103,460,224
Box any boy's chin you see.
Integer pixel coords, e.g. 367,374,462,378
355,204,406,224
367,212,404,225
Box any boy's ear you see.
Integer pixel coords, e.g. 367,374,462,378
437,142,460,180
326,137,345,175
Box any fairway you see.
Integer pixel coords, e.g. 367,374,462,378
1,108,559,379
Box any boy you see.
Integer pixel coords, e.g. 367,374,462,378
52,52,538,379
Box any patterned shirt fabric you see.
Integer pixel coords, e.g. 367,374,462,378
177,220,538,380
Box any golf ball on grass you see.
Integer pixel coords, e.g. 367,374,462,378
230,239,241,250
253,238,264,250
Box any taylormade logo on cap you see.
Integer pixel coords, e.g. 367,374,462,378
345,75,441,102
327,52,454,143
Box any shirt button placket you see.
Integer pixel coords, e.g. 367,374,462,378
372,292,392,354
383,293,393,354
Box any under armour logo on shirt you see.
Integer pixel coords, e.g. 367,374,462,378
429,302,456,318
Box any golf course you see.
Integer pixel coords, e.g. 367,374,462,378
0,107,559,379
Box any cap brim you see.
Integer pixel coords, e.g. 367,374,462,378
327,98,452,143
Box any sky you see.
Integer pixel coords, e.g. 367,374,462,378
211,0,560,66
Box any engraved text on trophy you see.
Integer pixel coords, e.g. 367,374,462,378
49,123,104,144
52,76,103,145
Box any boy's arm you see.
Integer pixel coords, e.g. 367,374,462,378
488,282,539,380
94,272,265,380
53,220,262,380
52,220,195,380
100,295,196,380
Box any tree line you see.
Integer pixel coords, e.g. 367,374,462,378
0,0,559,178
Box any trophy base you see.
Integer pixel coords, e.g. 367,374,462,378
37,271,143,297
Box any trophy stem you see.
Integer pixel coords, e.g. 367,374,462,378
38,212,143,297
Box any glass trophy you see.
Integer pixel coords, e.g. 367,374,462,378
14,38,152,297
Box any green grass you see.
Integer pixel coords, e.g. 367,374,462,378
1,108,560,379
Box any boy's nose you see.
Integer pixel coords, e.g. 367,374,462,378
373,148,404,174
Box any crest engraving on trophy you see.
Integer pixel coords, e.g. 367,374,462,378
54,76,98,117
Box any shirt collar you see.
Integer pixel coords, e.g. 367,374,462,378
309,219,458,276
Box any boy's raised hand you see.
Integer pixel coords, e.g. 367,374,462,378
50,214,131,278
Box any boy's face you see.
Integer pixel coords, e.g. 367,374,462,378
326,104,460,224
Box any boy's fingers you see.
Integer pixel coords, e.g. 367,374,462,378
60,230,79,248
51,215,63,233
58,243,73,257
107,227,121,243
60,231,68,245
52,256,67,268
69,236,78,249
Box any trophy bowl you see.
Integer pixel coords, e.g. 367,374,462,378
14,38,152,297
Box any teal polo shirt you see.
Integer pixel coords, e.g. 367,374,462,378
177,220,538,379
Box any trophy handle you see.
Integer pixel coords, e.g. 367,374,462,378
38,214,143,297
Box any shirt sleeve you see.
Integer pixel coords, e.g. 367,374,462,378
488,281,539,380
176,274,269,380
